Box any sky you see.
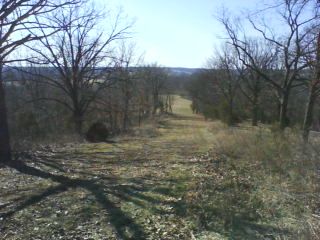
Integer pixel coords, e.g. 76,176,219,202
104,0,269,68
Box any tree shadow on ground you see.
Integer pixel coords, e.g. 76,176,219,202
1,139,293,240
3,160,148,240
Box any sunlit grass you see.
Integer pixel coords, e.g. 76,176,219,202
2,95,319,239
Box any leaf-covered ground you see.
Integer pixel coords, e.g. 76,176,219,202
0,97,217,239
0,96,319,239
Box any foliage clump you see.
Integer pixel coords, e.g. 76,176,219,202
85,122,110,143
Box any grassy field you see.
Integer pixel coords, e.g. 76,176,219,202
0,96,319,239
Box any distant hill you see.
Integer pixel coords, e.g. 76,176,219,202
2,66,205,83
166,67,204,76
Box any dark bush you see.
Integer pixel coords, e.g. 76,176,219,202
86,122,109,143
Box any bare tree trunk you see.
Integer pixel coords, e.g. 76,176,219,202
251,91,259,126
168,95,173,113
279,92,289,130
0,65,12,163
227,98,234,126
152,94,158,116
303,32,320,142
302,87,316,142
122,93,129,131
73,110,83,135
108,112,113,129
122,108,128,130
252,103,259,126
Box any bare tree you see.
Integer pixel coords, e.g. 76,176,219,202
26,3,131,135
161,94,174,114
114,42,141,131
302,29,320,141
140,64,168,116
236,39,278,126
219,0,319,130
0,0,79,163
207,45,241,125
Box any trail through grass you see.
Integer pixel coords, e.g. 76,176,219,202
0,96,218,239
1,96,318,240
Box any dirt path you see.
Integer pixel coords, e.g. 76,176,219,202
0,96,217,240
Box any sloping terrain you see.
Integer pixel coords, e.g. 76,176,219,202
0,96,217,239
0,96,319,240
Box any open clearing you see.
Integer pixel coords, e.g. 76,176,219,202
0,96,318,240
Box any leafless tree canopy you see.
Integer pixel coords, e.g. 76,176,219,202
22,3,132,134
217,0,320,132
0,0,81,63
0,0,82,162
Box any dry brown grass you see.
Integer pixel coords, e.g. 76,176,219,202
1,95,319,239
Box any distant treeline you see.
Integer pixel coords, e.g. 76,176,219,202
186,68,314,128
5,65,175,144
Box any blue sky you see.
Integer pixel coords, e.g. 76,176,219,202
105,0,267,68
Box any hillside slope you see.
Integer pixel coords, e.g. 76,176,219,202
0,96,318,239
